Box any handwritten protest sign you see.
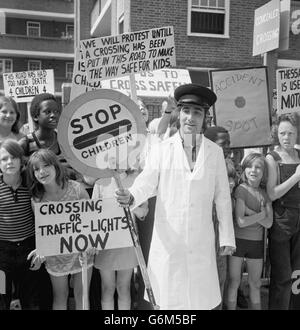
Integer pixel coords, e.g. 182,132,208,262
58,89,147,178
34,198,133,257
210,67,272,148
71,57,188,100
2,70,55,103
79,26,176,84
70,48,101,101
276,67,300,114
101,69,191,97
253,0,280,56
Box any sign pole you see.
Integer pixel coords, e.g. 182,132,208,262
263,50,277,111
129,73,138,103
27,102,34,132
112,170,159,310
0,270,5,294
81,251,89,310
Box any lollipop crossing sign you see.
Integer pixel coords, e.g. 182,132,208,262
58,89,147,179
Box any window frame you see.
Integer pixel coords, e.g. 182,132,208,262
66,24,74,39
187,0,230,38
0,58,13,75
27,21,41,37
118,13,124,34
66,62,73,80
28,60,41,71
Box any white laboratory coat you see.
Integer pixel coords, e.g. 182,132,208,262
129,132,235,310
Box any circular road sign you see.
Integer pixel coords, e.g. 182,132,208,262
58,89,147,179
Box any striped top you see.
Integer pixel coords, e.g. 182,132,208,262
0,175,35,241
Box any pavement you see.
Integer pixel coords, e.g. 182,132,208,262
236,275,269,310
67,271,271,310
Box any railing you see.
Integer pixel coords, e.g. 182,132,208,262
0,34,74,54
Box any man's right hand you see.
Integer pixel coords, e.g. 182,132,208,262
115,189,133,207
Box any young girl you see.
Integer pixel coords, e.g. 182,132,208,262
0,95,24,144
92,168,148,310
0,139,38,309
26,149,94,310
226,153,273,310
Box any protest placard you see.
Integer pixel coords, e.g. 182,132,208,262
79,26,176,85
210,67,272,148
71,62,189,100
2,69,55,103
253,0,280,56
276,67,300,114
34,198,133,257
70,48,101,101
58,89,147,178
101,69,191,97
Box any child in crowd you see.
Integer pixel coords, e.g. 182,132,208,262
226,153,273,310
0,95,25,143
18,93,78,180
204,126,236,309
18,93,82,309
92,167,148,310
0,139,39,309
26,149,94,310
19,93,61,156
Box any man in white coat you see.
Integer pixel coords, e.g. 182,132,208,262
115,84,236,310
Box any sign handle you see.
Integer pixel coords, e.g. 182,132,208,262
263,50,277,114
0,270,6,294
112,170,159,310
27,102,34,133
262,228,268,279
129,73,138,103
81,251,89,310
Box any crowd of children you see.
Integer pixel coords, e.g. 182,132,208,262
0,91,300,310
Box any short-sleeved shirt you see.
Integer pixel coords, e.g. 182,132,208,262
234,183,269,241
0,174,35,241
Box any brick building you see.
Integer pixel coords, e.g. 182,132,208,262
1,0,298,124
85,0,300,121
0,0,75,124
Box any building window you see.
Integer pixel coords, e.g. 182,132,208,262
66,24,74,39
0,59,12,75
188,68,211,86
27,21,41,37
66,62,73,79
28,60,41,71
118,14,124,34
187,0,230,38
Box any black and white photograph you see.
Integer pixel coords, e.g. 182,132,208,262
0,0,300,320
